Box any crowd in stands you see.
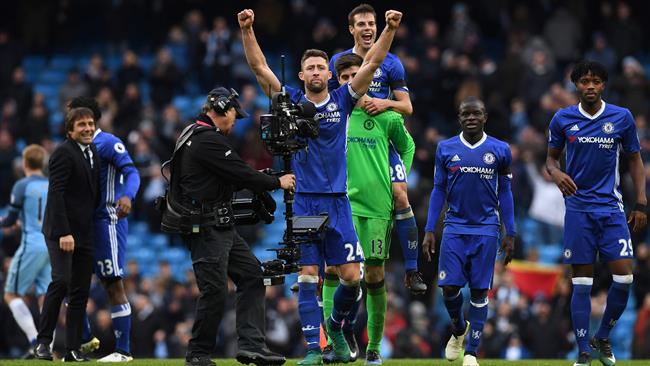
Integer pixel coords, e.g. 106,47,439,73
2,0,650,360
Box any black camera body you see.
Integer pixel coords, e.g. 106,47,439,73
260,91,318,155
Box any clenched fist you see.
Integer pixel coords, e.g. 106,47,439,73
385,10,403,30
238,9,255,29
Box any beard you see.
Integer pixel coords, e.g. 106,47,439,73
305,80,326,93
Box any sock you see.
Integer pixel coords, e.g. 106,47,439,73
298,276,321,351
82,313,92,342
595,275,632,340
8,298,38,343
366,281,387,352
111,303,132,353
395,206,419,271
330,281,360,332
322,273,339,343
343,286,363,333
465,297,488,355
571,277,593,354
443,290,466,336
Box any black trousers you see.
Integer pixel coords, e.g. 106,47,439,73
183,227,266,357
37,239,94,351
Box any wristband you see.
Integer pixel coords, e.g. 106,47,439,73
634,203,647,213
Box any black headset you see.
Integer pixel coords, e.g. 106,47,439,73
209,88,240,114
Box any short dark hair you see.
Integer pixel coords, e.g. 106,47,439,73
22,144,46,171
68,96,101,121
65,107,94,134
300,49,329,69
459,96,485,111
348,4,376,26
334,53,364,76
570,60,608,83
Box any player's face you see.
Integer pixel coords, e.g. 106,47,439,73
574,72,605,104
350,13,377,50
458,103,487,135
69,117,95,144
299,56,331,93
337,66,359,85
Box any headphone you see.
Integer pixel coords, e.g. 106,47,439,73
209,88,240,114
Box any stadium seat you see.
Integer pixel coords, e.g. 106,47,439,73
49,55,77,70
172,95,193,119
34,84,59,100
22,56,47,73
37,70,67,85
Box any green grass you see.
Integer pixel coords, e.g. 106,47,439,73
1,360,650,366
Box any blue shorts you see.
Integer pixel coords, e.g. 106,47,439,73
4,243,51,296
94,219,128,278
438,232,498,289
563,211,632,264
295,193,363,266
389,145,407,183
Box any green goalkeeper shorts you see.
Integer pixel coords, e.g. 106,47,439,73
353,215,392,265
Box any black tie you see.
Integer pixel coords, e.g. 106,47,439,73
84,147,93,169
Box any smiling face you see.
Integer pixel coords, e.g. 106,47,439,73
458,100,487,135
299,56,331,93
350,12,377,51
574,71,605,105
69,116,96,145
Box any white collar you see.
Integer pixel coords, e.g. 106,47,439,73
76,142,91,151
459,132,487,149
578,100,606,120
93,128,102,139
306,93,331,108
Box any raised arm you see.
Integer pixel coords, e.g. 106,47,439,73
350,10,402,96
238,9,281,97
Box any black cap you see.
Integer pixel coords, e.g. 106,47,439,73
208,87,248,119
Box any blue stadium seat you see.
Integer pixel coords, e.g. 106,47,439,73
76,56,91,71
138,54,155,73
34,84,59,100
38,70,67,85
45,97,60,114
49,55,76,70
129,221,149,235
105,54,122,71
172,96,193,119
126,234,143,249
22,56,47,72
159,247,187,264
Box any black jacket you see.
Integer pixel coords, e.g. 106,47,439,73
42,138,100,243
175,114,279,207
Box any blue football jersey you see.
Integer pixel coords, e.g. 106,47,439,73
434,134,512,237
93,129,139,222
548,102,640,212
329,48,409,99
10,175,48,248
285,84,359,193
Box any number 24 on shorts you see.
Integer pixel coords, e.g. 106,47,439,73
345,243,364,261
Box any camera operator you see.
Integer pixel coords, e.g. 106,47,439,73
168,87,294,366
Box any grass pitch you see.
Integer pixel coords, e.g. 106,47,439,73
1,360,650,366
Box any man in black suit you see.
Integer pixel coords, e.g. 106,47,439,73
35,107,100,362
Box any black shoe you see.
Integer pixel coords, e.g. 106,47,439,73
343,328,359,362
590,337,615,366
185,355,216,366
236,348,286,365
322,344,336,364
62,350,90,362
34,343,53,361
405,270,427,295
573,351,591,366
366,349,383,365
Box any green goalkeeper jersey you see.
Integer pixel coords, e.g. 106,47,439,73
347,108,415,219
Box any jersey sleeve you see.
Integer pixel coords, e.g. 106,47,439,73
333,84,361,117
621,109,641,153
9,179,27,210
285,85,304,104
388,58,409,93
433,144,447,190
548,112,565,149
498,143,513,177
387,113,415,173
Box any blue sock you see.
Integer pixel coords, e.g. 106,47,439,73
595,276,631,340
571,278,593,354
343,286,363,333
82,313,92,342
330,282,360,332
444,290,465,336
111,303,132,353
395,207,418,271
298,277,321,351
466,297,488,355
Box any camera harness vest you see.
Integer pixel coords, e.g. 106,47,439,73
159,121,233,234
